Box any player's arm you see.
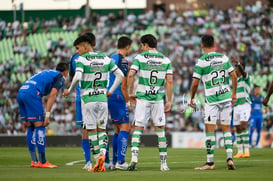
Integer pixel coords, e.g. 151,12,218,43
43,88,58,127
45,88,58,114
127,69,136,96
190,78,199,108
44,74,64,126
63,71,82,97
263,80,273,106
108,68,124,97
119,58,129,103
230,70,237,104
121,77,129,103
165,74,173,112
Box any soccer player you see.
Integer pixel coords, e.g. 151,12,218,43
190,35,237,170
108,36,132,170
63,34,124,172
127,34,173,171
17,61,69,168
69,32,97,170
232,63,251,158
249,85,264,148
263,80,273,107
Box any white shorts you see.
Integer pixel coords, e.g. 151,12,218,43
134,99,166,127
204,102,232,125
82,102,108,130
233,102,251,126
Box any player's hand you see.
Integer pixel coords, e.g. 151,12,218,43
126,102,132,112
263,97,269,107
231,94,237,105
107,92,112,98
164,101,172,112
21,121,27,131
63,89,70,97
43,117,50,127
129,94,137,104
263,107,268,113
189,99,196,108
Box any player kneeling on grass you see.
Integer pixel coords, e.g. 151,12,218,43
63,34,123,172
17,61,69,168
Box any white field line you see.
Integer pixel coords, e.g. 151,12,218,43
65,159,273,166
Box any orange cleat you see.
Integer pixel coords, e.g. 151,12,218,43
243,151,250,158
88,166,105,172
92,155,105,172
30,161,40,168
233,152,244,158
39,161,57,168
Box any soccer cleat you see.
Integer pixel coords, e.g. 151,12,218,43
243,151,250,158
92,154,105,172
194,163,215,170
233,152,244,158
160,163,170,171
227,159,235,170
104,162,115,170
88,166,106,172
82,162,92,170
115,162,129,170
128,161,137,171
30,161,40,168
39,161,57,168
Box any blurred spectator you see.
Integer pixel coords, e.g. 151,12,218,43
0,3,272,135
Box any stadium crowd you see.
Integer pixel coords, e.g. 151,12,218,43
0,3,272,135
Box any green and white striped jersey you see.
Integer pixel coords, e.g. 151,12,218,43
193,52,234,105
233,74,251,106
76,52,118,103
130,50,173,101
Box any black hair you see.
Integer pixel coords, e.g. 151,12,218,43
140,34,157,48
56,61,69,72
73,35,92,46
117,36,132,49
83,32,96,46
254,84,260,88
201,34,214,48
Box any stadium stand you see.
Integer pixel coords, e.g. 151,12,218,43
0,3,272,135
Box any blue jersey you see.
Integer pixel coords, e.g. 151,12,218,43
19,70,65,96
108,53,128,100
250,95,263,116
69,53,81,98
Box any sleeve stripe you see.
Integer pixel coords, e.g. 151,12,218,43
111,67,118,73
192,76,200,80
130,68,138,72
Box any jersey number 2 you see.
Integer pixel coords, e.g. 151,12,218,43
93,72,102,87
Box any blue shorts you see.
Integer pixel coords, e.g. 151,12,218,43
108,95,129,124
17,91,44,122
75,95,83,126
250,115,263,130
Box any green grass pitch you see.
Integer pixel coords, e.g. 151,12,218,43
0,147,272,181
